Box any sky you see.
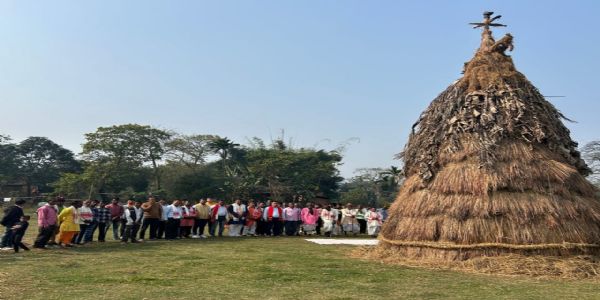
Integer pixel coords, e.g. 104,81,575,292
0,1,599,178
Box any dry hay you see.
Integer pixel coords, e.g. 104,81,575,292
353,246,600,280
377,25,600,267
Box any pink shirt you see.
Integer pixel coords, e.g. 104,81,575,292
37,204,58,228
301,207,319,225
283,207,300,221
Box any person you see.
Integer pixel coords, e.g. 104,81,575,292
366,207,383,237
332,203,342,236
300,202,319,235
1,199,25,249
283,202,299,236
75,200,94,244
263,201,283,236
244,201,262,236
85,200,111,243
34,198,58,249
48,197,66,246
164,200,183,240
378,206,389,223
255,202,267,236
11,215,31,253
121,200,143,243
157,199,169,239
57,201,82,248
227,199,246,237
209,200,228,237
341,203,360,236
294,203,302,235
180,201,196,238
315,203,323,235
193,199,211,238
356,205,367,234
139,196,162,241
320,204,337,237
105,197,124,240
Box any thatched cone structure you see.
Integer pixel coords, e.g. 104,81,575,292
378,12,600,261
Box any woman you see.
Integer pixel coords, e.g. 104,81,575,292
365,207,382,237
320,205,337,237
300,203,319,235
57,200,82,248
180,201,196,238
244,202,261,236
76,200,94,244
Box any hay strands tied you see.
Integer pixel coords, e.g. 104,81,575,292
376,11,600,268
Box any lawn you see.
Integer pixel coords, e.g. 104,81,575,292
1,216,600,300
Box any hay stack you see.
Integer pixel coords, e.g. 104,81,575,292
378,13,600,261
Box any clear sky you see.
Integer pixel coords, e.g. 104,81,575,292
1,0,599,178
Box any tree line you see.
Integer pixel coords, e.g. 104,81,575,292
0,124,404,206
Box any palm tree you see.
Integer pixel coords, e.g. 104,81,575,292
209,137,240,161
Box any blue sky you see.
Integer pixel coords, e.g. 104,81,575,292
1,1,599,177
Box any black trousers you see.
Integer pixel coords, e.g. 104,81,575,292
139,218,159,240
193,219,209,236
97,223,107,242
157,220,166,239
13,233,29,252
256,219,266,236
267,218,283,236
284,221,297,236
165,218,180,240
121,224,140,242
120,219,127,238
358,219,367,234
34,225,56,248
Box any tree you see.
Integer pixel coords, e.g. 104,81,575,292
582,141,600,185
81,124,171,196
209,137,240,162
339,166,402,207
0,135,18,186
15,137,80,195
245,138,343,202
165,134,218,169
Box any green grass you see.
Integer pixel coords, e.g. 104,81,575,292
1,215,600,299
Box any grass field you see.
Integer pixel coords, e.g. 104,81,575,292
1,217,600,299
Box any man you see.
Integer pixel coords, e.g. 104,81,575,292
263,201,283,236
139,196,162,241
164,200,183,240
85,200,111,243
356,204,367,234
227,199,246,237
105,197,124,240
1,199,26,249
340,203,360,236
48,197,66,246
193,198,211,238
122,200,143,243
209,200,228,237
294,203,302,235
157,199,169,239
331,203,341,236
283,202,299,236
34,198,58,249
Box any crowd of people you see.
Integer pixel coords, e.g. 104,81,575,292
0,196,388,252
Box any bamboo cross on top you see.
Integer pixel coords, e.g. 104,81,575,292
469,11,507,30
